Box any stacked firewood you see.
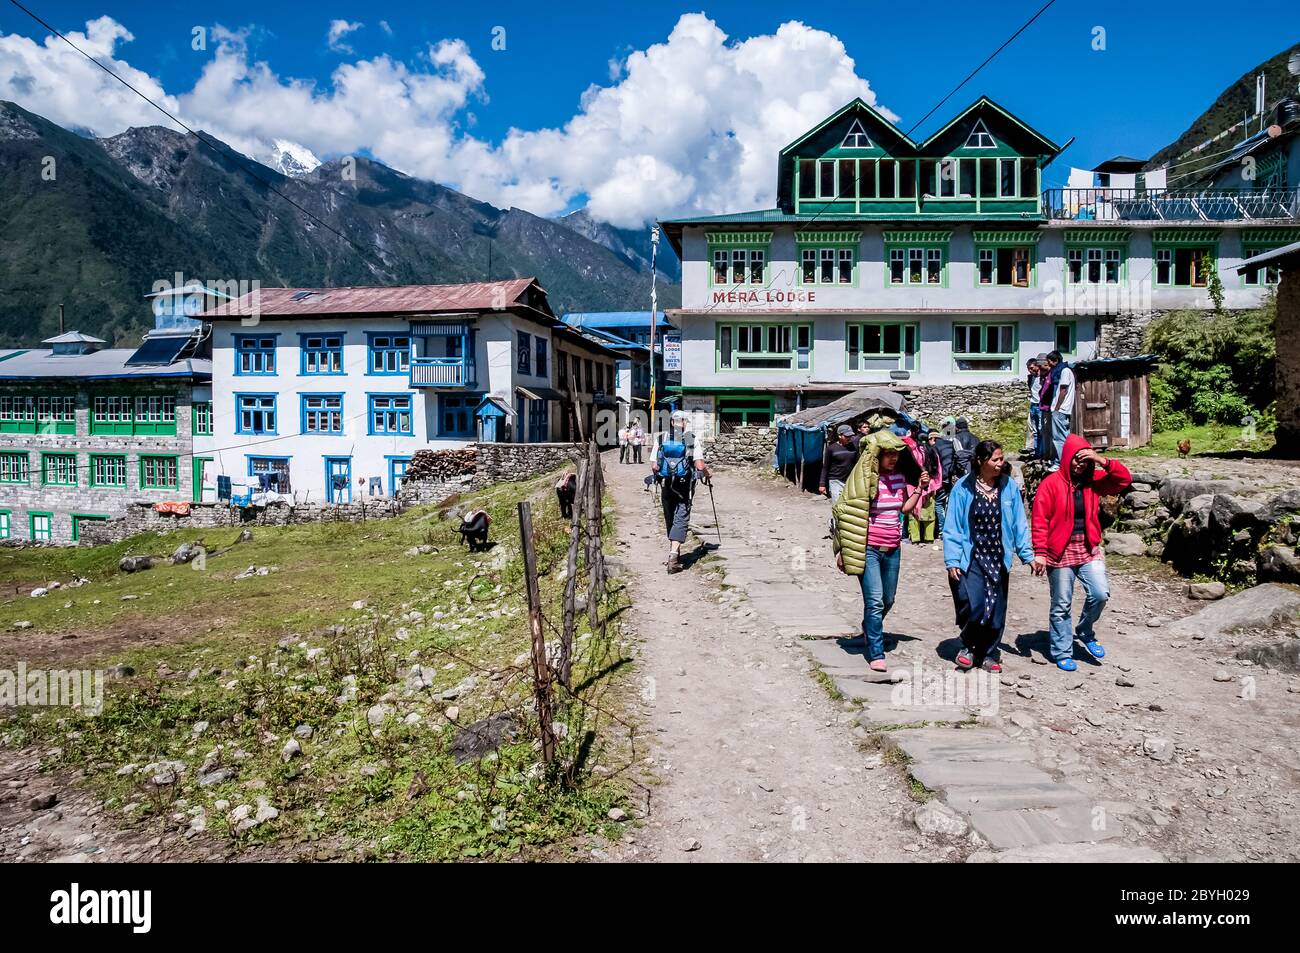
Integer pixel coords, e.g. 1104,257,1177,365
404,448,477,481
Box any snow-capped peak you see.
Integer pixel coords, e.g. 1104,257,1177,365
268,139,322,177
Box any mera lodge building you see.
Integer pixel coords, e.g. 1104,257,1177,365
660,96,1298,436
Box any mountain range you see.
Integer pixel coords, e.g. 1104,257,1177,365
0,100,680,348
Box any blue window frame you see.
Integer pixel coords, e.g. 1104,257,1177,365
235,393,277,434
387,456,412,496
528,398,549,442
300,333,345,375
368,333,411,375
517,331,531,375
438,394,480,437
234,334,278,375
324,456,352,503
246,456,292,493
535,337,548,377
301,393,344,434
368,393,414,435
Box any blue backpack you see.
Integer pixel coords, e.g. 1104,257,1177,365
657,439,692,484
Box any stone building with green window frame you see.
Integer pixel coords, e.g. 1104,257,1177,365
660,94,1299,439
0,330,210,545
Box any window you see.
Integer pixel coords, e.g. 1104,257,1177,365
90,454,127,488
0,395,75,434
965,119,995,148
818,160,836,198
799,243,855,285
1055,322,1077,355
0,452,29,483
1020,158,1038,198
89,395,175,436
527,398,549,442
517,331,532,375
999,158,1017,197
841,118,872,148
717,397,773,433
717,323,812,371
1155,246,1215,286
952,323,1017,372
979,158,998,198
557,352,569,388
976,246,1033,287
889,249,905,284
302,394,344,434
236,394,277,434
838,159,856,199
847,323,919,372
0,511,9,540
887,237,948,286
30,513,52,543
192,401,213,435
140,455,179,490
939,158,957,198
369,335,410,374
714,247,765,285
535,337,548,378
572,358,582,392
40,452,77,486
301,334,344,375
439,394,477,437
369,394,413,435
1242,248,1281,286
71,515,108,542
249,457,292,493
235,336,277,375
1103,248,1121,284
878,160,897,199
798,158,816,199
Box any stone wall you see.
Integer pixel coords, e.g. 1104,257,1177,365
471,442,583,485
1096,311,1161,358
704,425,776,467
903,381,1025,426
78,498,403,545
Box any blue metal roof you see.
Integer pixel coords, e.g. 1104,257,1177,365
563,311,672,329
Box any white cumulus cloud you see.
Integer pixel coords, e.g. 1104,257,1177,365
0,13,893,228
326,20,362,54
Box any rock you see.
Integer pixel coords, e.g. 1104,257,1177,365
450,712,519,764
294,724,314,740
191,721,209,736
281,739,302,762
197,767,236,787
607,808,628,823
1085,713,1106,727
1115,674,1136,688
1235,640,1300,674
1168,583,1300,641
405,665,437,692
29,587,49,598
1016,687,1034,699
1210,495,1268,532
1104,533,1146,556
913,800,969,837
170,542,201,565
12,620,33,630
351,600,368,610
1266,488,1300,522
237,529,254,543
1186,581,1226,600
366,704,395,727
1126,489,1160,509
1257,545,1300,584
1146,617,1168,628
110,664,135,679
27,791,57,811
444,706,460,721
1143,737,1175,762
1161,479,1243,514
681,838,702,852
150,761,185,786
119,555,153,573
1212,670,1233,683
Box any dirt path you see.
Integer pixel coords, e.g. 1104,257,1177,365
608,458,1300,863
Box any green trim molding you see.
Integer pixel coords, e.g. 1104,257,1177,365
883,229,952,244
1241,227,1300,245
1152,228,1220,245
972,229,1041,245
1064,228,1131,246
705,231,773,247
795,230,861,245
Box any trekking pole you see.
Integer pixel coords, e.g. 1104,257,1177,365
706,478,722,545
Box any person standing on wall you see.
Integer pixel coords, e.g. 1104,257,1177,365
1025,355,1045,458
1047,350,1076,470
1031,435,1132,671
820,424,859,504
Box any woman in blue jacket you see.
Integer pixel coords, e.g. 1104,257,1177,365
942,440,1036,672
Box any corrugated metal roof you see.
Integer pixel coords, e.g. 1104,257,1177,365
43,331,107,345
199,278,547,319
0,348,211,380
779,387,907,431
563,311,672,328
1236,239,1300,272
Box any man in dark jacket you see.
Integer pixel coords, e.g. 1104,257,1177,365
950,418,979,478
1031,434,1132,672
819,424,859,504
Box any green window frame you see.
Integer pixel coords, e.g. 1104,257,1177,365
846,322,919,372
0,394,76,434
717,396,775,433
1054,321,1078,356
973,231,1040,288
952,322,1019,373
1064,229,1129,285
0,509,9,539
192,400,213,435
41,452,79,487
716,322,813,372
90,394,177,436
707,232,772,288
29,511,53,543
140,454,180,490
71,514,109,542
796,231,860,287
883,231,950,287
0,451,29,484
1240,229,1300,286
90,453,128,488
1152,230,1219,287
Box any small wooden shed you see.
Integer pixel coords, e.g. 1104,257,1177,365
1069,354,1158,450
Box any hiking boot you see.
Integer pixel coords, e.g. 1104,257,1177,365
667,555,683,575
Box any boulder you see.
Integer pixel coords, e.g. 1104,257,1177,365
1126,489,1160,509
1235,640,1300,674
170,542,202,565
1160,479,1243,514
1104,532,1147,557
1209,495,1268,532
1186,581,1226,600
1167,583,1300,641
1267,488,1300,522
913,800,969,837
119,555,154,573
1258,545,1300,583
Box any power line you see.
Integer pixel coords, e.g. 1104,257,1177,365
6,0,387,271
901,0,1058,140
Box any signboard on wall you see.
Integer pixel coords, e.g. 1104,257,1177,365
682,394,715,438
662,334,682,371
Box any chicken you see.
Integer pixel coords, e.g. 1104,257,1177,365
1177,438,1192,459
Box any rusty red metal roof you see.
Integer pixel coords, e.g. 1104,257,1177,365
199,278,550,319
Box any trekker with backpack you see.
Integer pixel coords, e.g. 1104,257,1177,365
950,418,979,479
653,410,711,574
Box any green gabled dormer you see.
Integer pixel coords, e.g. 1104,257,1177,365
780,95,1064,220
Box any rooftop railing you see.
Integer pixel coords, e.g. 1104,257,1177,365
1042,187,1300,223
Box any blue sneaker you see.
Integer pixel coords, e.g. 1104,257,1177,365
1081,641,1105,660
1056,658,1078,672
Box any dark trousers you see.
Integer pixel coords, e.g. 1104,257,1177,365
633,444,643,464
951,559,1009,663
662,485,692,543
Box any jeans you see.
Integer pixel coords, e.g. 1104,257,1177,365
619,443,628,463
827,479,846,504
1027,404,1042,452
633,444,643,464
1048,559,1110,661
859,546,901,661
934,498,947,538
1051,411,1071,466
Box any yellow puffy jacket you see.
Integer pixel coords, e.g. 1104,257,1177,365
832,430,907,576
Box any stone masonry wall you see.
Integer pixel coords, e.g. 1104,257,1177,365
704,425,777,468
903,381,1025,427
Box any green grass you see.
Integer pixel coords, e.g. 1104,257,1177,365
1110,423,1275,459
0,469,636,861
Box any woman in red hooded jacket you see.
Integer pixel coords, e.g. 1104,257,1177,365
1030,434,1132,671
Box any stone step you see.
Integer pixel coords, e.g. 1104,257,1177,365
910,759,1056,791
855,706,976,727
945,783,1091,812
967,804,1122,849
966,842,1163,863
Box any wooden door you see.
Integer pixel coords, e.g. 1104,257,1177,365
1077,376,1113,449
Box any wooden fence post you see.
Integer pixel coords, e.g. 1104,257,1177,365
560,460,585,690
517,501,555,767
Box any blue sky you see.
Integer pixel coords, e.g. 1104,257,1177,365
1,1,1295,222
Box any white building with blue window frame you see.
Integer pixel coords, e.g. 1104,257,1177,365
196,279,621,502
